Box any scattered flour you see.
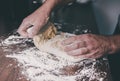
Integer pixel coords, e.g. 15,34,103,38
1,35,110,81
6,47,77,81
2,35,31,45
33,32,85,62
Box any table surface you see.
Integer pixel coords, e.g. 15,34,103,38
0,36,29,81
0,48,28,81
0,35,113,81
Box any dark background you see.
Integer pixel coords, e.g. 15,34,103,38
0,0,98,36
0,0,41,35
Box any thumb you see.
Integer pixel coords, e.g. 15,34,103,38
28,25,41,38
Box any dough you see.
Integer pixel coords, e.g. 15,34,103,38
33,23,85,62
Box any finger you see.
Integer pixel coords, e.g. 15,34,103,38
64,41,86,52
64,43,78,52
17,22,32,37
62,36,76,45
86,50,102,59
67,47,89,56
75,50,100,59
28,20,49,38
28,25,41,38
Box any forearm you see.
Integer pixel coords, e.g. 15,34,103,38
108,35,120,54
41,0,74,12
41,0,62,12
31,0,62,18
32,0,74,17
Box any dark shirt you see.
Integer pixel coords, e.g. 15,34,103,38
108,15,120,81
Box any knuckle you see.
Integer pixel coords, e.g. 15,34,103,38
64,46,69,51
70,36,76,41
88,45,94,50
79,48,86,54
76,35,82,40
22,19,27,23
80,50,84,54
75,43,79,48
85,34,92,38
17,29,22,34
23,17,28,21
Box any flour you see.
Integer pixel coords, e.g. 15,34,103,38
33,32,85,62
2,35,32,45
1,35,109,81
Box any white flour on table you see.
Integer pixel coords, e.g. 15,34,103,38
1,35,108,81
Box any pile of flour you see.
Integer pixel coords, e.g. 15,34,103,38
1,35,108,81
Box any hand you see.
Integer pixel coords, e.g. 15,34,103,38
61,34,112,59
17,6,50,38
17,0,61,38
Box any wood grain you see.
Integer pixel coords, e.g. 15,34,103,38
0,43,28,81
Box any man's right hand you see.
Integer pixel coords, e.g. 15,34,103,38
17,0,60,38
17,5,50,38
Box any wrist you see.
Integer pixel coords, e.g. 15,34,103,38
107,36,117,54
36,0,60,17
42,0,60,11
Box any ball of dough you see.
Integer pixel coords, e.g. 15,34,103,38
33,33,85,62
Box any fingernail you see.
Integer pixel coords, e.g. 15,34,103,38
27,27,33,34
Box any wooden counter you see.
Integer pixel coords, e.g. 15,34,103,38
0,34,113,81
0,36,28,81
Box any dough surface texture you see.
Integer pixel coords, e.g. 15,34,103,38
33,23,85,62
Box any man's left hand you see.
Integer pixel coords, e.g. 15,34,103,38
61,34,112,59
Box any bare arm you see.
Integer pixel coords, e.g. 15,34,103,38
17,0,62,38
108,35,120,54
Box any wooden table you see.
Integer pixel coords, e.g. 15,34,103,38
0,36,29,81
0,35,113,81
